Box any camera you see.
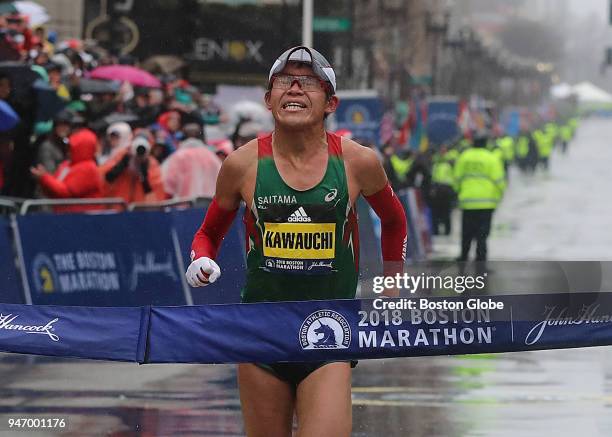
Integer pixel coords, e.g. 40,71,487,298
131,136,151,157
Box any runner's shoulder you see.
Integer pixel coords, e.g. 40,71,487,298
340,136,387,195
340,137,382,173
220,139,258,177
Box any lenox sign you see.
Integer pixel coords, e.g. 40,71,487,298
192,38,264,63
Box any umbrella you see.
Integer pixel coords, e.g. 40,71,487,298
89,112,140,132
79,78,121,94
32,79,67,121
50,53,72,75
103,112,139,126
227,100,272,128
89,65,162,88
0,3,17,14
0,62,40,100
0,100,19,131
14,1,49,26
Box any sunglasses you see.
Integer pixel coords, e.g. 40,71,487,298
270,74,328,92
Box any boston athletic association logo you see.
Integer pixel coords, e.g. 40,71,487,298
300,310,351,350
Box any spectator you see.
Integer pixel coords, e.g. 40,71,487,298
0,133,13,194
150,128,172,164
35,110,71,174
231,119,262,149
209,139,234,161
126,88,160,126
99,121,132,164
29,128,103,213
99,130,166,204
161,123,221,199
156,110,183,153
46,62,70,100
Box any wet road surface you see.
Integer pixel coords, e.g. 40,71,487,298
2,118,612,436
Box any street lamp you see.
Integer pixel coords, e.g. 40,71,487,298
425,10,450,95
302,0,313,47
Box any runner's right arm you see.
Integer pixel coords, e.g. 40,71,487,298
187,146,249,287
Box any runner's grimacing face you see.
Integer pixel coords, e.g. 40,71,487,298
265,62,338,128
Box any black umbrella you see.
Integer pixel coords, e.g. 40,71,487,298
32,79,68,121
0,62,40,101
79,78,121,95
89,112,140,132
103,112,139,125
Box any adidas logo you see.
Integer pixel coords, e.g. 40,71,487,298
288,206,312,223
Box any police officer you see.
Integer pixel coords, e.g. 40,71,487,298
533,127,553,171
559,122,572,154
388,148,414,190
454,133,505,261
496,134,515,179
430,145,455,235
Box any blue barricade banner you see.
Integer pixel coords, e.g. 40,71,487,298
397,189,431,260
0,303,148,362
355,198,382,278
0,217,24,304
427,98,459,146
503,109,521,137
16,212,187,306
334,92,383,145
2,293,612,363
146,292,612,364
171,207,244,304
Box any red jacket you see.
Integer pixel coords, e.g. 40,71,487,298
39,129,104,213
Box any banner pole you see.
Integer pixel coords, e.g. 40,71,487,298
10,216,32,305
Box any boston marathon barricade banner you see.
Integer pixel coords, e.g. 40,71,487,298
426,98,459,146
333,90,383,145
0,303,148,361
16,212,187,306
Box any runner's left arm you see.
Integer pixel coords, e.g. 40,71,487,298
356,147,408,296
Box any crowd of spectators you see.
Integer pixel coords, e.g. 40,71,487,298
0,13,257,212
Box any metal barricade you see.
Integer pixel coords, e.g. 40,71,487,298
0,197,18,215
129,197,196,212
19,198,128,215
128,197,212,212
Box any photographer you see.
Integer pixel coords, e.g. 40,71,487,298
99,130,166,204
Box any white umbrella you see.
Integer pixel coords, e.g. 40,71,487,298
227,100,272,129
15,1,49,27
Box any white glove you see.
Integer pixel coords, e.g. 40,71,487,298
186,256,221,287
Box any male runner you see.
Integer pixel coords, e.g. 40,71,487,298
186,46,407,437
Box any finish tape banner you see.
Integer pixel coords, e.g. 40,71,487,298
0,303,148,361
1,293,612,363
